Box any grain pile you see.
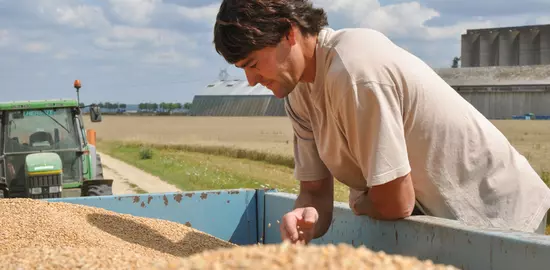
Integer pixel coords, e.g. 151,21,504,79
0,198,235,269
0,199,459,270
153,242,460,270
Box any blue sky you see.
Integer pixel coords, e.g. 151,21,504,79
0,0,549,104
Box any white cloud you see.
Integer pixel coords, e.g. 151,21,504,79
27,0,111,30
176,3,219,24
108,0,161,26
53,49,78,60
1,0,548,103
23,42,49,53
94,25,197,50
142,49,203,68
54,5,110,30
0,30,10,46
313,0,371,12
536,16,550,24
314,0,494,41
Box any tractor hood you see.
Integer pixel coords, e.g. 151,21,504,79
25,152,62,176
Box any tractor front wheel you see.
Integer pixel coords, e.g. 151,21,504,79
86,183,113,196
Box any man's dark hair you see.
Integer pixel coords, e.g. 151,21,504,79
213,0,328,64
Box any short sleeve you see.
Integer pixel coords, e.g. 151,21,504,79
334,78,411,188
284,97,332,182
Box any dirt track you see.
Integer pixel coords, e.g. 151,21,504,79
98,152,181,195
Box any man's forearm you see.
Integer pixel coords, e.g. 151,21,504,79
294,177,334,238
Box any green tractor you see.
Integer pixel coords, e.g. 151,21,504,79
0,80,112,199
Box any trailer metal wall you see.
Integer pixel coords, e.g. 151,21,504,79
46,189,550,270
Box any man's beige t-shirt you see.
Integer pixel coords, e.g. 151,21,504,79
285,27,550,233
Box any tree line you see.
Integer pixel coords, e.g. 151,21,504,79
78,102,127,109
138,102,192,112
81,102,192,112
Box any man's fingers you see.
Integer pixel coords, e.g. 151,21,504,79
281,213,299,241
279,208,319,244
280,222,291,241
301,207,318,226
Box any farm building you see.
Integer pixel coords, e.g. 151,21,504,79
461,23,550,67
190,79,286,116
436,65,550,119
191,65,550,119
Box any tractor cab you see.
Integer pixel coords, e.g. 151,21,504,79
0,81,110,199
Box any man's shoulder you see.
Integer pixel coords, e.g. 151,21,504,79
319,27,402,85
319,27,390,50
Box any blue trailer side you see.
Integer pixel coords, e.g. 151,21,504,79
47,189,262,245
46,189,550,270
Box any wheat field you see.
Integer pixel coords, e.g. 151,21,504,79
86,116,296,157
84,115,550,176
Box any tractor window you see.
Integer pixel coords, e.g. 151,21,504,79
4,108,79,153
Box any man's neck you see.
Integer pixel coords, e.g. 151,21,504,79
300,35,318,84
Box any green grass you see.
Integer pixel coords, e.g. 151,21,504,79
113,141,295,169
97,140,350,203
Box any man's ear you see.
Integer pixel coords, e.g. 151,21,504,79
285,24,297,46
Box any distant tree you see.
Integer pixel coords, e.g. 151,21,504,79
183,102,192,110
147,103,158,111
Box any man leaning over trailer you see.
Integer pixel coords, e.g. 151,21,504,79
212,0,550,244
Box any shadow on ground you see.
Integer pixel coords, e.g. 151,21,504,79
86,213,233,258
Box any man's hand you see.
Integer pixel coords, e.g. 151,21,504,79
280,207,319,244
279,177,334,244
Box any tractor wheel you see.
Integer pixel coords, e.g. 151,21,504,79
95,153,104,179
86,184,113,196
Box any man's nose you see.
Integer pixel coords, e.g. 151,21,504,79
245,69,260,86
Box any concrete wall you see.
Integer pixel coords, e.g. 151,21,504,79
455,85,550,119
462,24,550,67
435,65,550,85
498,30,520,66
541,27,550,65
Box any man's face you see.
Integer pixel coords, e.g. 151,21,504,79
234,30,305,98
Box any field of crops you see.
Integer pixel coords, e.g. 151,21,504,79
86,116,295,157
84,115,550,177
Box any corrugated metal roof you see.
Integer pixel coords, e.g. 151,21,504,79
201,65,550,96
201,80,272,96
